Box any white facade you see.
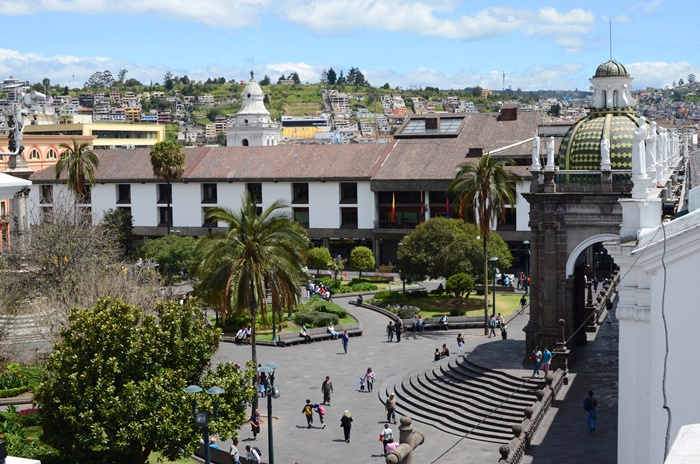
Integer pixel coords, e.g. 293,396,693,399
226,75,280,147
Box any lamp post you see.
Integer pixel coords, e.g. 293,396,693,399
259,362,280,464
523,240,530,296
184,385,225,464
489,257,499,317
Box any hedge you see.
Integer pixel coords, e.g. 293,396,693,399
0,385,30,398
292,311,339,328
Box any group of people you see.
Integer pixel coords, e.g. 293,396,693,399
530,346,553,377
227,437,262,464
516,271,530,291
434,344,450,360
306,280,334,301
234,325,252,344
386,320,404,342
488,313,507,339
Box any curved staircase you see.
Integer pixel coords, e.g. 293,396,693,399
380,357,545,444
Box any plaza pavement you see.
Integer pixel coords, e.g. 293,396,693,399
212,286,619,464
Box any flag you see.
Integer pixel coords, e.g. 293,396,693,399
391,193,396,223
445,198,450,218
419,191,425,215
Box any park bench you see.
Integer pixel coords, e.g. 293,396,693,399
195,443,264,463
275,322,362,347
402,316,485,331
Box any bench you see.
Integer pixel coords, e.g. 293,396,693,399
402,316,485,331
195,443,264,464
276,322,362,347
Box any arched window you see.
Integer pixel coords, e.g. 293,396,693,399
28,148,40,160
242,139,249,147
46,148,58,160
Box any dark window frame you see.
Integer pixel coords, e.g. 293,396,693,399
202,183,218,204
292,183,309,204
340,182,358,204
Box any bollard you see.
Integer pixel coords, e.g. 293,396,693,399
386,416,425,464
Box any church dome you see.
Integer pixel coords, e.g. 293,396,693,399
594,60,629,78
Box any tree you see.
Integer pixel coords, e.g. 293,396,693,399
55,138,99,201
35,298,255,464
102,208,136,255
446,273,475,299
382,82,391,90
195,194,308,405
149,140,185,233
679,78,685,86
259,75,271,86
548,103,561,116
307,246,332,275
689,74,696,85
327,68,337,85
350,246,375,277
141,235,199,282
42,77,50,91
337,70,346,85
117,68,128,84
449,153,520,335
125,78,142,87
471,86,483,98
164,71,174,91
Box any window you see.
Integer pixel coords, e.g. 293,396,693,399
79,186,91,204
340,183,358,204
46,148,58,160
40,185,53,204
340,207,358,228
292,183,309,204
242,139,249,146
293,207,309,227
117,206,132,216
158,184,172,204
202,183,217,204
202,207,217,227
247,183,262,204
28,148,40,160
117,184,131,204
158,207,172,227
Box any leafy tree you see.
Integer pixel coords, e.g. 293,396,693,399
446,273,475,299
124,78,142,87
55,138,99,201
117,68,128,84
259,75,271,86
327,68,337,85
679,78,685,86
277,74,286,84
689,74,696,84
449,153,520,334
164,71,174,91
328,256,347,282
471,86,483,98
149,140,185,232
307,246,332,275
382,82,391,90
35,298,255,464
349,246,375,277
290,72,301,85
41,77,50,91
195,194,308,404
320,69,328,84
141,235,199,282
337,70,346,85
216,133,227,146
102,208,136,255
548,103,561,116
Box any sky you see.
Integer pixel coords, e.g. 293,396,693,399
0,0,698,92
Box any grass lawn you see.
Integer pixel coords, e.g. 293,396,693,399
372,292,524,319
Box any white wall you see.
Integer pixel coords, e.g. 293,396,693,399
309,182,340,229
357,181,375,229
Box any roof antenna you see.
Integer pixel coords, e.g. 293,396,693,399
609,17,613,60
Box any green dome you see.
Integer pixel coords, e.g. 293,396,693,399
594,60,630,78
558,110,642,171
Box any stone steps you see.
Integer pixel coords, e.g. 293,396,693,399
380,357,545,444
0,314,51,344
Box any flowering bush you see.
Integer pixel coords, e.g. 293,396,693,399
0,363,29,390
18,408,41,426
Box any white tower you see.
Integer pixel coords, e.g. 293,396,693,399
226,71,280,147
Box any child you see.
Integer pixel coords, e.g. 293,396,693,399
311,402,326,428
360,377,365,391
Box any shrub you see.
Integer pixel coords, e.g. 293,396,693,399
406,289,429,298
350,277,390,284
373,290,406,301
0,363,29,390
446,273,475,299
372,290,394,299
18,408,41,426
397,306,420,319
348,282,378,292
292,311,339,328
449,308,467,316
314,303,348,319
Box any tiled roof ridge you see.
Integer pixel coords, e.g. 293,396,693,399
369,140,399,177
183,146,211,179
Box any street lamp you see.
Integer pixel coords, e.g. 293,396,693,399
523,240,530,296
259,362,281,464
489,257,499,317
184,385,225,464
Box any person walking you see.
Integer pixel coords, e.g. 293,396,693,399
380,423,394,456
302,399,314,428
386,392,397,424
394,320,403,342
342,330,349,354
340,410,353,443
229,438,241,464
488,315,497,337
500,324,508,340
310,402,326,428
456,333,465,353
245,445,261,464
532,346,542,377
386,321,395,342
542,346,553,375
519,296,527,315
364,367,376,392
583,390,599,431
321,376,334,405
249,408,261,440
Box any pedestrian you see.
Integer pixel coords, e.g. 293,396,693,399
229,438,241,464
519,296,527,315
249,408,261,440
342,330,349,354
386,393,397,424
456,333,465,353
531,346,542,377
439,313,449,330
340,410,353,443
380,423,394,456
496,312,504,327
488,315,497,337
500,324,508,340
386,321,395,342
209,437,221,449
311,402,326,428
593,277,599,292
394,320,403,342
321,376,334,405
583,390,599,431
245,445,261,464
606,298,614,324
542,346,552,375
385,438,398,454
364,367,375,392
302,399,314,428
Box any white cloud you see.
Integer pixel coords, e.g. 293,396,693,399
626,61,700,89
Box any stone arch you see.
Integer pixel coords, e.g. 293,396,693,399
566,233,619,277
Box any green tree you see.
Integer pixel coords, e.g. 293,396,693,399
55,138,99,201
327,68,337,85
196,194,308,402
349,246,375,277
446,273,475,299
149,140,185,233
449,153,520,335
141,235,199,282
259,75,271,86
307,246,332,275
102,208,136,255
35,298,255,464
164,71,174,91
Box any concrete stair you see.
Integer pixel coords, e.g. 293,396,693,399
380,356,545,444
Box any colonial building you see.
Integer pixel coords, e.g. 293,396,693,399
226,72,280,147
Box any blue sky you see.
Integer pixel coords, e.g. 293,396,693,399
0,0,697,91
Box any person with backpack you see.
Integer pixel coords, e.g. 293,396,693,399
386,321,395,342
488,315,497,338
303,399,315,428
314,402,326,428
583,390,599,431
245,445,261,463
500,323,508,340
456,333,465,353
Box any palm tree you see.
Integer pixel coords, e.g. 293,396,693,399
196,193,308,407
149,140,185,233
449,153,521,335
55,138,99,202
